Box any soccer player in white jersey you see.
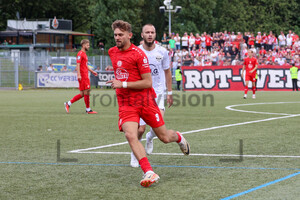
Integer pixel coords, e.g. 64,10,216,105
130,24,174,167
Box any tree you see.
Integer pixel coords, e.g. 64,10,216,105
90,0,145,48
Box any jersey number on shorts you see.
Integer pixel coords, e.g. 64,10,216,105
155,113,160,122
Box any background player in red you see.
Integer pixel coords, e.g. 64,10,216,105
106,20,190,188
64,39,98,114
241,50,258,99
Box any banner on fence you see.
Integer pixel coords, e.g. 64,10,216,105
182,65,299,91
98,71,114,86
36,72,79,88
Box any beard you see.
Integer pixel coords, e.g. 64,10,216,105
84,47,89,51
143,38,154,48
116,40,125,49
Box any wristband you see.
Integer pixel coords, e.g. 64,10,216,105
167,91,172,95
122,82,127,88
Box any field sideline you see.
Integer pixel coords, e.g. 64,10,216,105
1,89,300,200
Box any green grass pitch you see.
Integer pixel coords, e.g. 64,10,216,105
1,89,300,199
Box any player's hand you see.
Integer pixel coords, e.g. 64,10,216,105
77,74,81,81
167,94,173,108
92,71,98,76
106,79,122,89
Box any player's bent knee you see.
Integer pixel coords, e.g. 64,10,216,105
124,131,138,142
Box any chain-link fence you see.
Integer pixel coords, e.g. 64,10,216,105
0,49,112,89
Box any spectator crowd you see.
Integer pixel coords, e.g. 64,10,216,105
159,30,300,73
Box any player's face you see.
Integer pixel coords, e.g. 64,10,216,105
141,25,156,47
83,43,90,51
114,28,132,50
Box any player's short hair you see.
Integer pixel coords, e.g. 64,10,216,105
142,24,156,32
111,20,132,33
80,39,89,46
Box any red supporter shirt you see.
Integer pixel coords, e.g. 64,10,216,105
244,57,258,74
76,50,89,79
205,36,212,46
108,44,156,107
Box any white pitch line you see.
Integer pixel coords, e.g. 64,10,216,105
71,151,300,158
69,114,300,153
69,102,300,154
225,101,300,116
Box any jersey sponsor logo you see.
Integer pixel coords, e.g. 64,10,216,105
156,54,163,62
248,64,253,69
116,67,129,81
77,56,81,60
150,64,159,76
143,57,148,64
117,61,122,67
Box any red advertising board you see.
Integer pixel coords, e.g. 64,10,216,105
182,65,299,91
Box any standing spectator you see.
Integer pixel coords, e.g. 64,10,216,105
230,32,236,42
255,32,262,49
195,33,201,50
248,33,255,49
230,45,239,60
181,32,189,50
259,46,267,57
211,48,219,66
262,32,268,50
290,65,299,91
286,33,293,47
174,33,181,50
267,31,274,51
243,32,249,45
169,35,176,51
278,31,286,47
37,65,43,71
205,34,213,52
200,33,206,49
161,33,169,48
61,66,68,71
47,64,56,72
175,66,182,90
188,32,195,51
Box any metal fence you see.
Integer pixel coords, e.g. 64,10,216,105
0,49,112,89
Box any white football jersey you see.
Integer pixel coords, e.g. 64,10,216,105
138,44,170,95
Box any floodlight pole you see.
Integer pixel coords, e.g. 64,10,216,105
168,10,171,34
160,1,181,35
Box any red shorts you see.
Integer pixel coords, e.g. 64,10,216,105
245,73,256,82
118,99,165,132
78,78,90,91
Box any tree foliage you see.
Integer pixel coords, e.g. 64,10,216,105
1,0,300,48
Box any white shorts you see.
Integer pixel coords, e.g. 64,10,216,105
140,94,165,126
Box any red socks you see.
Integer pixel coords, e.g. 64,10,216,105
139,157,153,174
244,86,248,94
252,86,256,94
176,131,182,143
84,95,90,108
70,94,83,104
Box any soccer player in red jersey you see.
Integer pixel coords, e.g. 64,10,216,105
241,50,258,99
64,39,98,114
106,20,190,188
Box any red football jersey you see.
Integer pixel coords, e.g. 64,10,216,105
76,50,89,79
108,44,156,107
244,57,258,74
